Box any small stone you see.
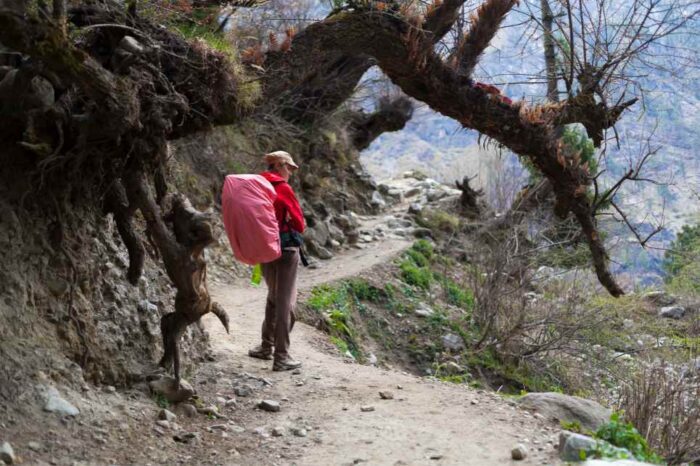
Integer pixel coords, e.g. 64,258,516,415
379,391,394,400
216,397,227,405
149,377,194,403
429,454,443,460
414,305,434,318
272,427,285,437
511,444,528,460
197,405,220,417
104,385,116,393
0,442,15,464
27,441,41,452
360,406,375,412
295,381,304,387
43,386,79,417
46,276,69,297
234,386,252,397
659,306,685,319
408,203,423,215
173,432,200,444
441,333,465,352
470,399,478,405
292,369,302,375
441,361,464,376
156,420,170,429
258,400,281,412
159,409,177,422
208,424,228,431
181,404,197,418
253,427,269,437
119,35,146,54
291,427,308,437
224,399,238,408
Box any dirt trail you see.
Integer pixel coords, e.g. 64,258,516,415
203,233,560,466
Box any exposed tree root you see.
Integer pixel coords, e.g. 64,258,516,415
124,170,229,382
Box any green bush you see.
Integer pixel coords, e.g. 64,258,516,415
399,259,433,290
594,413,663,464
346,279,384,303
444,281,475,310
412,239,434,260
405,248,429,267
308,284,349,312
664,223,700,293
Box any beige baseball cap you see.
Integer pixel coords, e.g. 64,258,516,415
263,150,299,170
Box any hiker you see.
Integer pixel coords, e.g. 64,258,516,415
248,151,305,371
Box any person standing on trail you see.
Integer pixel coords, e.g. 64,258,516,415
248,151,305,371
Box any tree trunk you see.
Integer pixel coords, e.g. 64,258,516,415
540,0,559,102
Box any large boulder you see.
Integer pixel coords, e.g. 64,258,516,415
518,392,611,431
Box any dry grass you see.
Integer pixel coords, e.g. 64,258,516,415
617,364,700,464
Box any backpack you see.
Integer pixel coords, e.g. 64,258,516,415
221,174,281,265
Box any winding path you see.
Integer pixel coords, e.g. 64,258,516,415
203,234,560,465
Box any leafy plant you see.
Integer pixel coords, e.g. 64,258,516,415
346,279,384,303
153,393,170,409
444,280,475,310
399,259,433,290
594,413,663,464
412,239,434,260
561,420,584,434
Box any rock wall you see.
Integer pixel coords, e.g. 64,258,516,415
0,194,209,413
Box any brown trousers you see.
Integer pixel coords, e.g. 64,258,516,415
261,249,299,359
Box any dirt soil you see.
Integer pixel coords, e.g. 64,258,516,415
1,217,561,466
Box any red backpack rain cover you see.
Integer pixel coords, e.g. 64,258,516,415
221,174,281,265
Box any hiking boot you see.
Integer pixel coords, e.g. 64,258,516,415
273,356,302,371
248,345,273,360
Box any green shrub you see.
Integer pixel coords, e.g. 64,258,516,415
405,248,429,267
308,284,349,312
346,279,384,303
561,420,583,434
412,239,434,260
664,223,700,293
594,413,663,464
444,281,475,310
399,259,433,290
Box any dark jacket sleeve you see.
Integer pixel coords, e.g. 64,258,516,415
278,183,305,233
